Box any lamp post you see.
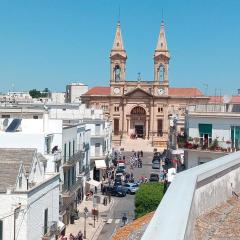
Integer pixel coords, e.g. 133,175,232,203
83,207,88,239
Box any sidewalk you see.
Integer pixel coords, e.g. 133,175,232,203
65,194,114,240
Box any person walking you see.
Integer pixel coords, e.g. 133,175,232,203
140,150,143,157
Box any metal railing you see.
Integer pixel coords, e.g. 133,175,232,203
62,178,82,195
62,150,85,166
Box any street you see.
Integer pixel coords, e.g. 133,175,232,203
97,151,154,240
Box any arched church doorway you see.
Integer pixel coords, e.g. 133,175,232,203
130,106,146,138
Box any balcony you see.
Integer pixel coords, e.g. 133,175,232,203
91,132,106,138
62,150,85,168
62,178,83,198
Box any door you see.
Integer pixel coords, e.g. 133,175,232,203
95,143,101,157
135,125,144,138
95,124,101,135
114,119,119,135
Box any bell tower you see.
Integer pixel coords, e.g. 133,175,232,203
110,21,127,83
154,21,170,84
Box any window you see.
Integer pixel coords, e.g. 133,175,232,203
71,167,75,185
0,220,3,240
95,143,101,156
95,124,101,135
199,124,212,147
158,107,163,113
69,142,71,157
114,106,119,112
44,208,48,235
114,65,121,81
157,119,163,136
159,64,165,81
64,143,67,162
33,115,38,119
73,140,75,155
1,114,10,118
19,175,22,189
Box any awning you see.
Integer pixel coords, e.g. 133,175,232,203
199,124,212,135
86,179,101,187
95,160,107,169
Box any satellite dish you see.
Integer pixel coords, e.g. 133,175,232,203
223,95,231,104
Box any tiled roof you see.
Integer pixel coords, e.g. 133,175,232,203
230,96,240,103
83,87,110,96
112,212,154,240
208,96,240,104
84,86,204,97
208,96,223,103
0,148,36,192
194,194,240,239
168,88,203,97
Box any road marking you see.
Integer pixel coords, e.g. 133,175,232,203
107,218,113,224
115,219,120,224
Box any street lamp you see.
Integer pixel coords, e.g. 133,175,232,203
83,207,88,239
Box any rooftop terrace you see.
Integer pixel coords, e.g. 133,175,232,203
142,151,240,240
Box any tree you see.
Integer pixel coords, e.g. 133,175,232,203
135,182,164,218
29,89,42,98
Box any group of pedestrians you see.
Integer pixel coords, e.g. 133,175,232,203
129,150,143,169
59,231,83,240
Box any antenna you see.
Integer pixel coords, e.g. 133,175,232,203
162,8,164,22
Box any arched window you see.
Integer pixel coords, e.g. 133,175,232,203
159,64,165,82
131,106,146,115
114,65,121,81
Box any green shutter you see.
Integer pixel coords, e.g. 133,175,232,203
0,221,2,240
199,124,212,136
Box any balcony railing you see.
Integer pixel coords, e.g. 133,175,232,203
62,150,85,167
62,178,82,196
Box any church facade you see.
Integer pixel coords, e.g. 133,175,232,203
82,21,208,147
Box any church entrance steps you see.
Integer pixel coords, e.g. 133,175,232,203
116,138,155,152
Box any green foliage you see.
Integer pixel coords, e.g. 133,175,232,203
209,138,219,150
135,182,164,218
29,89,42,98
29,88,50,98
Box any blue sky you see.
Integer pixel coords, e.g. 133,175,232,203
0,0,239,96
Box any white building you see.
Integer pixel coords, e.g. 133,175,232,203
186,104,240,150
0,114,89,226
0,148,59,240
50,92,66,104
66,83,88,103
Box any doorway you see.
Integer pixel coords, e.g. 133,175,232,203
135,125,144,138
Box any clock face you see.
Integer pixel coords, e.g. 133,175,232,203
113,87,120,94
157,88,165,95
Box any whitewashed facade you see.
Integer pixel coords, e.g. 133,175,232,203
186,104,240,150
0,149,59,240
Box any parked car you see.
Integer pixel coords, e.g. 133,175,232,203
122,183,139,194
152,162,160,169
106,185,127,197
149,173,159,182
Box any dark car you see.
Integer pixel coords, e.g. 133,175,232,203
106,186,127,197
149,173,159,182
152,162,160,169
